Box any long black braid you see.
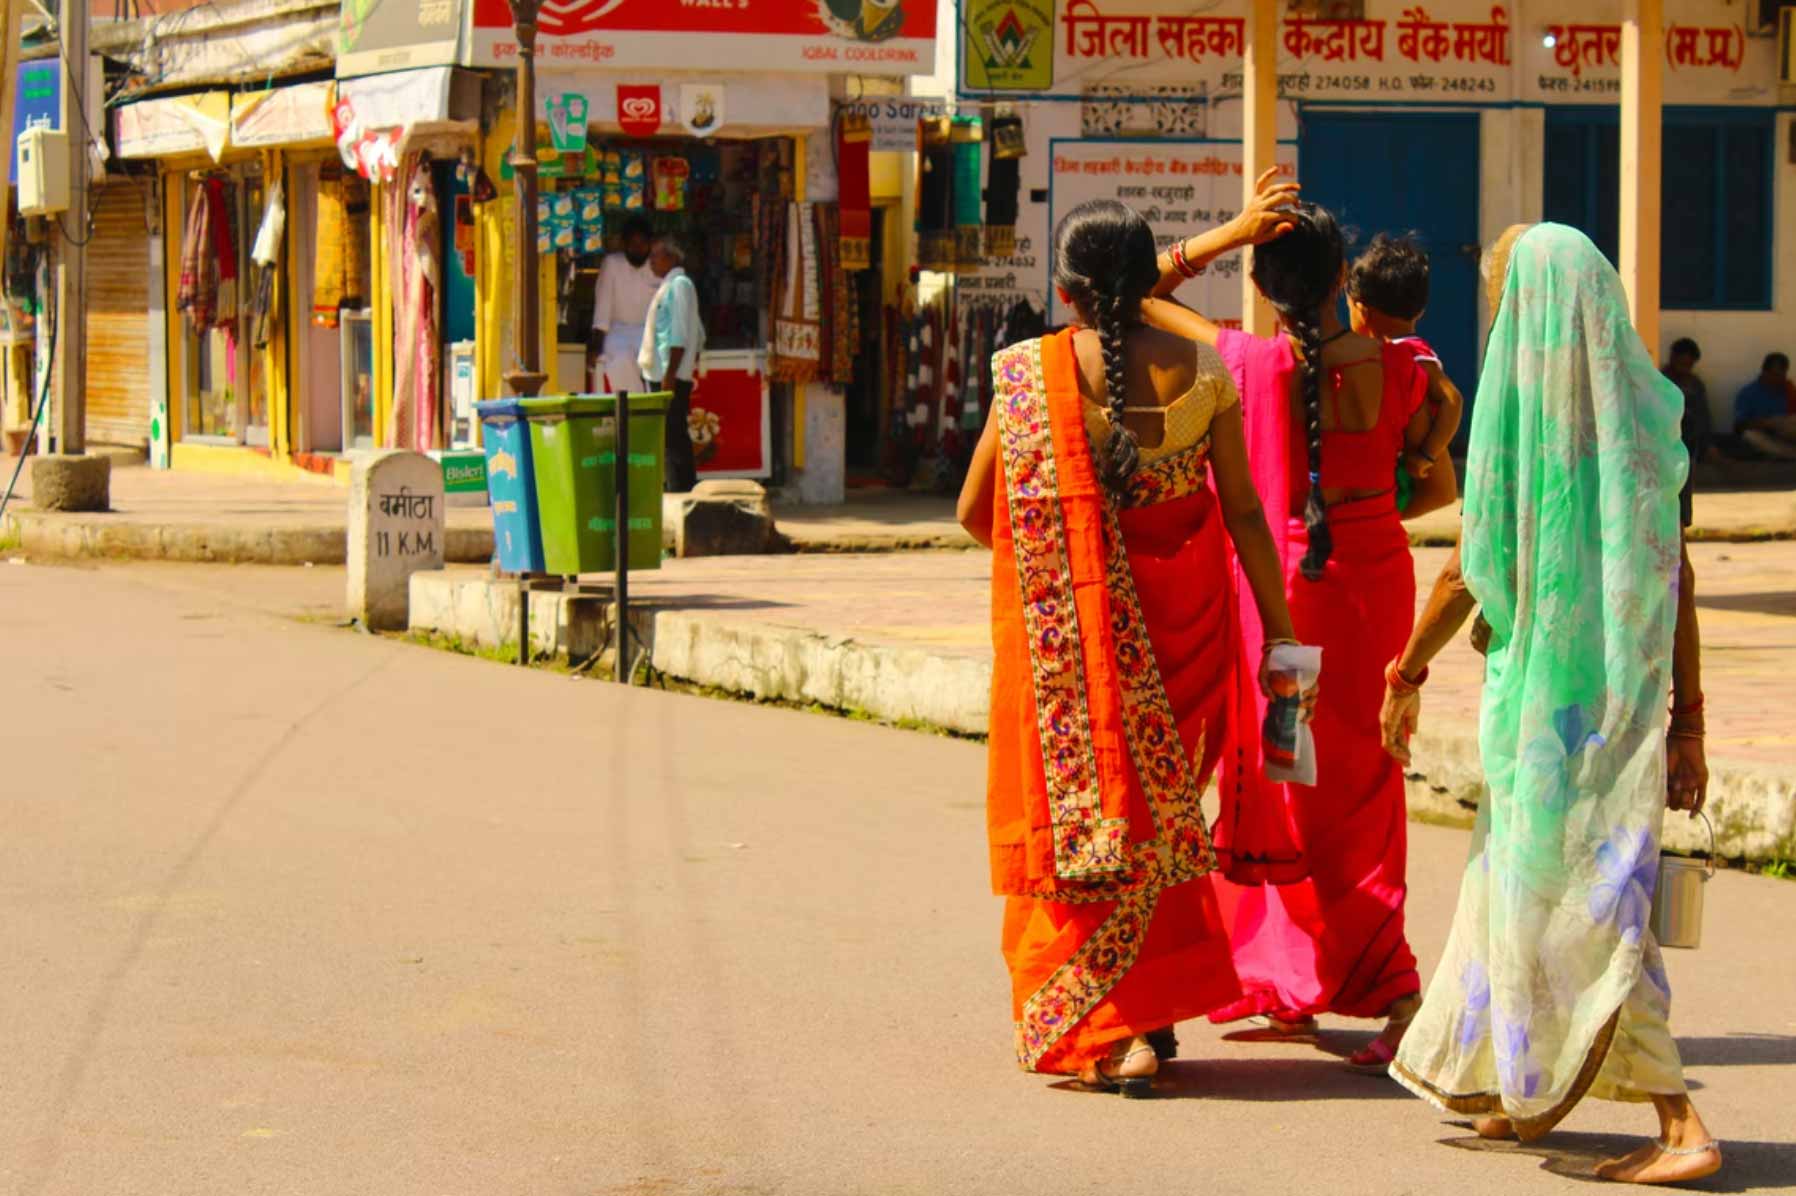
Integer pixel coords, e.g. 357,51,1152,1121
1052,200,1159,498
1251,203,1346,581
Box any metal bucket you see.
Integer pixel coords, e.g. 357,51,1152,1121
1650,811,1716,950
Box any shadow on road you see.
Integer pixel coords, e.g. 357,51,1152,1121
1441,1129,1796,1192
1677,1033,1796,1067
1694,591,1796,617
1075,1055,1415,1101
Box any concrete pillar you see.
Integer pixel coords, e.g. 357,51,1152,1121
1241,0,1278,338
1620,0,1663,355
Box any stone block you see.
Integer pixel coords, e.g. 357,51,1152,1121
349,452,445,631
674,479,779,557
29,455,111,512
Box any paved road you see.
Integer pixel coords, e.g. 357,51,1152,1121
2,562,1792,1195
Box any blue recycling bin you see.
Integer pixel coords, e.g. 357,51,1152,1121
475,399,545,574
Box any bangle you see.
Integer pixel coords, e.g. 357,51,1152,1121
1261,637,1299,655
1386,659,1428,694
1168,238,1205,280
1671,695,1705,718
1667,728,1706,741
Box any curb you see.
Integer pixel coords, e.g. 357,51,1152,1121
4,511,494,566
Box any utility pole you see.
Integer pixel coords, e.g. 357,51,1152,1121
56,0,89,454
504,0,547,400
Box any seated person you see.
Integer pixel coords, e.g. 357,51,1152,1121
1734,352,1796,461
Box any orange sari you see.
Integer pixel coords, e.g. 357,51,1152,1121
987,330,1244,1075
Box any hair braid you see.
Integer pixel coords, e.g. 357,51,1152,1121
1093,291,1141,494
1285,306,1333,580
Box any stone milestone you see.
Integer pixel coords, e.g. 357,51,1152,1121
349,452,445,631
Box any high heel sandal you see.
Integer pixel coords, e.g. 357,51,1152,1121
1075,1041,1158,1099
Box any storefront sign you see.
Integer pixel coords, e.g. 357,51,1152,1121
835,96,950,153
338,0,464,77
12,60,59,146
229,82,335,148
469,0,937,75
545,92,588,153
959,0,1780,106
542,72,828,135
616,85,661,137
114,92,231,161
680,84,724,139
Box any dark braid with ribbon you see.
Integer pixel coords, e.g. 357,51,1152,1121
1052,199,1160,498
1250,202,1347,581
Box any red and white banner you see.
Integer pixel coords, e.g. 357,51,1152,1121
615,84,661,136
469,0,937,75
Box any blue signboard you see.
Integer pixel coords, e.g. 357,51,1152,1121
13,60,61,146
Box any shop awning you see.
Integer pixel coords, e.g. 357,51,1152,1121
337,67,482,133
229,81,335,149
114,92,233,162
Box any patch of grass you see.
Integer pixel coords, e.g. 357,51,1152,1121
650,674,987,742
1757,858,1794,881
0,523,21,554
395,628,574,673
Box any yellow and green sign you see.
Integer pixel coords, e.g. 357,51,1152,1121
963,0,1055,91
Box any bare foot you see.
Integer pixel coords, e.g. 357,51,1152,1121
1473,1116,1516,1140
1594,1140,1722,1185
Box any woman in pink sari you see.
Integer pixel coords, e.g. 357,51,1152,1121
1145,194,1457,1070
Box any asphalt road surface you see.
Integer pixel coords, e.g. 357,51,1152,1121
2,561,1792,1195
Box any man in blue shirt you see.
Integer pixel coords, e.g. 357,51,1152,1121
636,238,706,492
1734,352,1796,460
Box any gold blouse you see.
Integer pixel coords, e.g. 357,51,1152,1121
1081,340,1240,465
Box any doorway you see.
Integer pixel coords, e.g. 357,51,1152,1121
1298,109,1482,438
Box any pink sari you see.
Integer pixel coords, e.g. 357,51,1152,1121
1208,327,1423,1023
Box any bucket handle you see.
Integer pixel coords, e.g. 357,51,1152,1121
1683,809,1718,879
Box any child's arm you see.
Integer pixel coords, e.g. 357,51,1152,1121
1415,362,1464,462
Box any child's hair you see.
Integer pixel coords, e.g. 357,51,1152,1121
1052,199,1160,498
1251,202,1346,582
1347,233,1430,322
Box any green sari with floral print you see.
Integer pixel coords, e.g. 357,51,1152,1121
1392,225,1690,1139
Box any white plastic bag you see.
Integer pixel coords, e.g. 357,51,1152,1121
1262,643,1322,786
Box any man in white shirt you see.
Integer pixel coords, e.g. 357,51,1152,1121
585,215,659,394
638,237,706,491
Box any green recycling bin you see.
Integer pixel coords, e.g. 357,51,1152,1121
521,393,669,574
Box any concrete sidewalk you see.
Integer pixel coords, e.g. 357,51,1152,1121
8,457,1796,563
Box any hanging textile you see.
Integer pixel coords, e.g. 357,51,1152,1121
770,202,821,383
313,166,347,327
176,181,217,331
387,153,441,451
206,176,239,327
836,111,872,272
951,117,984,272
985,114,1025,260
250,180,286,350
916,117,953,272
814,204,857,383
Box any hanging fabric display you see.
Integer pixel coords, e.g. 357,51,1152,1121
387,153,441,451
985,112,1025,260
770,201,821,383
206,176,239,327
176,181,217,330
836,110,872,272
916,117,953,272
951,116,985,272
249,179,286,348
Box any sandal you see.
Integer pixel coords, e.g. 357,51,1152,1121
1230,1012,1319,1044
1074,1040,1158,1099
1348,996,1420,1073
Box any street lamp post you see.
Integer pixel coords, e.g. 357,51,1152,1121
505,0,548,399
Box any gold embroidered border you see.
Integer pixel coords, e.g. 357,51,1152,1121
1017,887,1160,1071
1126,438,1212,509
995,340,1129,881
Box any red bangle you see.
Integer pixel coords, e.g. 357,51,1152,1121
1386,659,1428,694
1671,695,1704,717
1168,239,1203,280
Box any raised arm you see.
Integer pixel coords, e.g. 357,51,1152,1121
1151,168,1300,298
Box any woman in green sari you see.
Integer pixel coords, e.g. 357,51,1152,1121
1378,224,1720,1185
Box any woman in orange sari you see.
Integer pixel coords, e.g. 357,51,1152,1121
957,199,1307,1096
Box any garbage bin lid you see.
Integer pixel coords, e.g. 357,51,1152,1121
520,394,673,417
474,399,529,418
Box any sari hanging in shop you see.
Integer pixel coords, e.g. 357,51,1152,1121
387,154,441,451
836,111,872,272
770,201,822,384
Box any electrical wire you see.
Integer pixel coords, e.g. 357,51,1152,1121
0,285,60,524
